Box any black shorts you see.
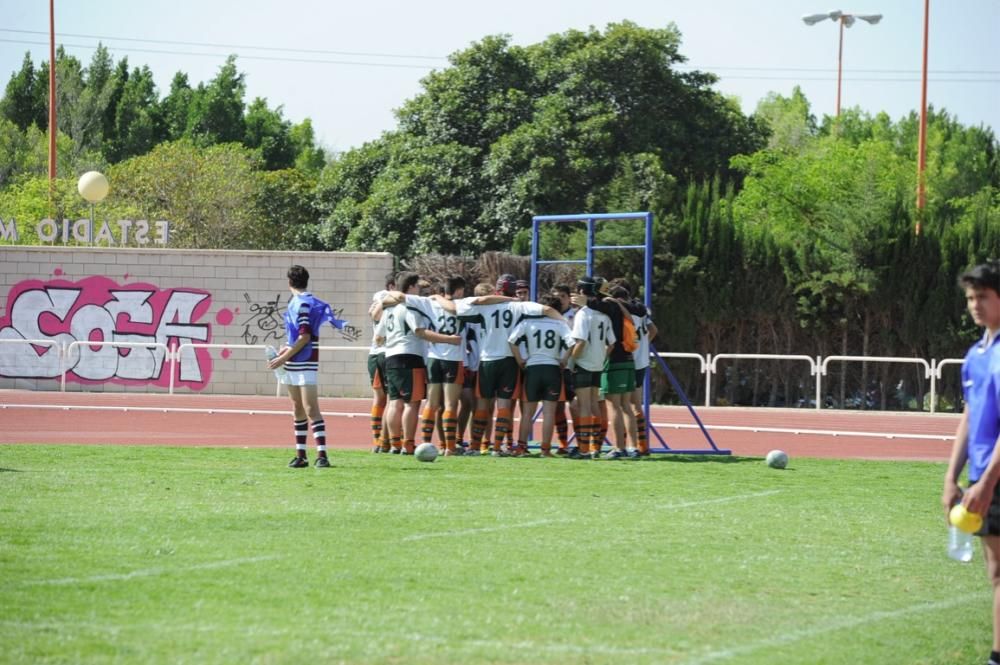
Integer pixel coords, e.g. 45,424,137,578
368,353,386,389
478,357,520,400
573,367,602,389
635,366,648,389
385,354,427,402
427,358,462,385
971,480,1000,537
523,364,565,402
561,368,575,401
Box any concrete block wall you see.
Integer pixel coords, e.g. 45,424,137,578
0,247,393,397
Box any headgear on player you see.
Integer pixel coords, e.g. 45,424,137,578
496,273,518,296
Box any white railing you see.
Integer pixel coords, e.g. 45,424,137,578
0,338,970,411
658,351,963,412
173,343,368,396
708,354,819,408
62,340,171,391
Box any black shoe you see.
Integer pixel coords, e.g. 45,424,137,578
315,456,330,468
288,456,308,468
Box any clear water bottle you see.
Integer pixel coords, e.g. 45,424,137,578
947,525,974,563
265,345,286,379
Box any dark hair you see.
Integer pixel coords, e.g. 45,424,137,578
396,271,420,293
496,273,518,296
576,276,597,297
540,295,562,309
447,275,466,296
515,280,529,290
610,285,629,299
959,262,1000,296
384,272,397,289
552,284,571,297
287,265,309,289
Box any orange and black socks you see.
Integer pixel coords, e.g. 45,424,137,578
634,410,648,453
471,410,489,449
495,408,513,451
420,407,437,444
370,405,385,446
442,409,457,451
555,407,568,448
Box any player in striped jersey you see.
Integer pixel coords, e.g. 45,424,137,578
508,295,575,456
269,265,347,468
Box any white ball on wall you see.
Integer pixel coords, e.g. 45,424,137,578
78,171,110,203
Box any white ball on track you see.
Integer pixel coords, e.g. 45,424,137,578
415,443,439,462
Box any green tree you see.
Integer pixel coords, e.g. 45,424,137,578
160,72,193,141
243,97,295,170
0,53,44,131
107,139,260,248
187,56,246,145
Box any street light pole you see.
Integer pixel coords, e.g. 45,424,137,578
916,0,930,235
48,0,56,187
803,11,883,118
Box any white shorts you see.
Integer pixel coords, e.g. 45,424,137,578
281,369,317,386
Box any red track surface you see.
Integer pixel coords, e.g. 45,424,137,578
0,390,958,461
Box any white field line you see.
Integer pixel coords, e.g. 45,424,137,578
0,402,952,441
680,593,983,665
20,555,281,586
651,420,952,441
403,491,782,541
658,490,784,510
402,518,573,542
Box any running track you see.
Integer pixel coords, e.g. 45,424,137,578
0,390,958,461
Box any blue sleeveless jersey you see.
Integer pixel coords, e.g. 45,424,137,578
962,332,1000,483
283,292,347,368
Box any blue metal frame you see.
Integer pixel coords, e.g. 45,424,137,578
530,211,729,456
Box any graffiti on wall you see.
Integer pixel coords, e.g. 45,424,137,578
238,292,362,344
0,276,213,388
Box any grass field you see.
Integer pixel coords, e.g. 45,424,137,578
0,445,989,664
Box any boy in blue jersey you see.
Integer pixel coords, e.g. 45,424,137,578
942,261,1000,665
268,265,346,468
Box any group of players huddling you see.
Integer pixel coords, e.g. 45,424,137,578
366,271,657,460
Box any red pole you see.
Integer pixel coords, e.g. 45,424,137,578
836,16,844,117
48,0,56,186
916,0,930,235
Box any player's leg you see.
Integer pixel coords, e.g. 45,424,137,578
302,384,329,467
540,400,557,456
631,367,649,455
368,353,388,453
401,365,426,454
457,368,476,452
286,385,310,468
424,381,443,446
384,367,405,453
983,535,1000,661
442,370,463,455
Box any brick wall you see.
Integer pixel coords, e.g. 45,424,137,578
0,247,393,396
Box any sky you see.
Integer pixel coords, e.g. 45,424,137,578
0,0,997,154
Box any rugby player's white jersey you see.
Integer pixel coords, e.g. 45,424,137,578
426,297,463,362
508,318,574,367
378,301,434,358
455,299,545,362
632,311,654,370
369,289,389,355
464,321,482,372
571,306,616,372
